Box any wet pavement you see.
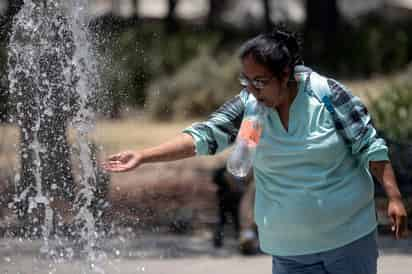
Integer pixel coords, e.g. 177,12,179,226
0,230,411,274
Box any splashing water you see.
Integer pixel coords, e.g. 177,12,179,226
8,0,104,264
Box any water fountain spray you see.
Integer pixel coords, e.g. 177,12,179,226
8,0,105,256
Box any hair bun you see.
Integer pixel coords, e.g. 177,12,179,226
269,26,302,66
268,28,298,51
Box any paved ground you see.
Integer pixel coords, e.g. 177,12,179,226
0,231,411,274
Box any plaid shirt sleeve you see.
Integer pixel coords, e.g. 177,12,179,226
327,79,389,165
182,91,247,155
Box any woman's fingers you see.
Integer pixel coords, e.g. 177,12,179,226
391,214,408,239
102,161,129,172
395,215,401,239
388,199,408,239
108,152,127,161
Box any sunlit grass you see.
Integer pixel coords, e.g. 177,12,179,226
92,117,198,155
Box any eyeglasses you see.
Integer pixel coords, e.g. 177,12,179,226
238,73,274,90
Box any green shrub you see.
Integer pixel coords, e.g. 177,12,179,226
99,23,222,111
308,15,411,78
356,22,409,76
97,18,412,119
145,50,241,120
369,83,412,141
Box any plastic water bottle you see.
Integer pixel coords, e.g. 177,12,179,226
226,102,266,178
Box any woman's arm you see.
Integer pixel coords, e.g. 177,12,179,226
103,92,247,172
370,160,409,239
182,93,246,155
140,133,196,163
326,79,388,166
326,79,408,238
103,133,196,172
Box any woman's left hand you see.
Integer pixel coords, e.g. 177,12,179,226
387,198,409,239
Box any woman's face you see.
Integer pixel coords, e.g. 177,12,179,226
241,53,290,108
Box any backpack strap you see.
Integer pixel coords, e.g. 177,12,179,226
294,65,335,115
307,71,354,145
308,72,335,114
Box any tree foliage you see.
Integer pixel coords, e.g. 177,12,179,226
369,83,412,141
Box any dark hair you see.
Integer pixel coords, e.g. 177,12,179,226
239,25,303,79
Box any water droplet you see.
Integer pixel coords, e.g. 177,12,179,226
16,102,22,113
44,108,53,117
14,174,20,183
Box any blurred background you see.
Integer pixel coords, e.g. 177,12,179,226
0,0,411,264
1,0,412,122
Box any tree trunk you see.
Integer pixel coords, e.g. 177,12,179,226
262,0,272,31
131,0,138,16
303,0,341,67
166,0,179,34
207,0,227,29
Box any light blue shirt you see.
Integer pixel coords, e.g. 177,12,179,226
183,69,388,256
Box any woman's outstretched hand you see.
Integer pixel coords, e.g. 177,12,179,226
102,150,143,172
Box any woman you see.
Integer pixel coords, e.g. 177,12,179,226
103,26,408,274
